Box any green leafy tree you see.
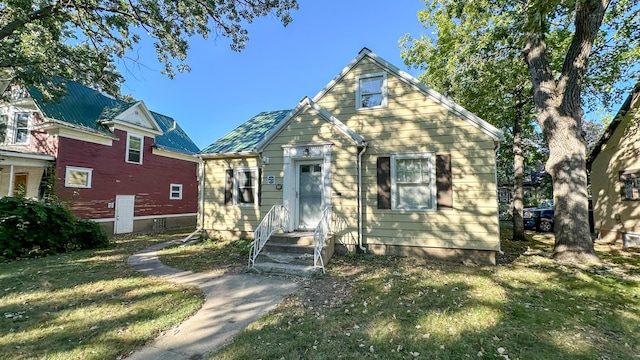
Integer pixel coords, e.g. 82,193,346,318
401,2,539,241
403,0,639,263
0,0,298,98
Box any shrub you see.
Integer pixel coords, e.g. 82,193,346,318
0,197,109,259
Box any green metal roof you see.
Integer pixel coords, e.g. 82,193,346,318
28,80,199,155
200,110,291,154
152,111,200,155
30,80,123,136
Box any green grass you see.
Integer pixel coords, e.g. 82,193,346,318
0,231,203,360
3,227,638,359
158,237,252,275
199,227,639,359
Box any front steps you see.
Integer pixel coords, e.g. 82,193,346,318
252,232,334,278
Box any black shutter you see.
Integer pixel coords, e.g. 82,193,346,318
377,157,391,209
258,168,262,206
225,169,233,206
436,154,453,210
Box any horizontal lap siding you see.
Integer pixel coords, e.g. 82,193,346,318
202,157,261,233
55,132,198,220
591,100,640,240
316,57,500,251
261,106,359,245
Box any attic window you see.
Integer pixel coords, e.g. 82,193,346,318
126,133,143,164
356,72,387,109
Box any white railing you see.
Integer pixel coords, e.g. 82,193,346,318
313,205,333,273
249,204,290,268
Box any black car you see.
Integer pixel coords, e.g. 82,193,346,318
523,199,594,233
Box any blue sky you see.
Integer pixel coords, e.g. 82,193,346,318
115,0,429,149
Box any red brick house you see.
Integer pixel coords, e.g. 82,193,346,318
0,80,200,234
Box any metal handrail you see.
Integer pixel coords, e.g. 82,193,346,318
313,205,333,273
249,204,290,268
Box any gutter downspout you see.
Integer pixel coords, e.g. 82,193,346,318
183,157,205,242
494,143,504,255
357,142,368,251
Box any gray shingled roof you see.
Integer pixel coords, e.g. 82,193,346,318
200,110,291,154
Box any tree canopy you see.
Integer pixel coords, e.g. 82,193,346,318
402,0,639,262
0,0,298,98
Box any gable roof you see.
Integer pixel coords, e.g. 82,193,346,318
28,79,199,155
312,48,505,143
587,81,640,170
199,110,291,156
254,97,365,152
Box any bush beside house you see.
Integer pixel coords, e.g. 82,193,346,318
0,197,109,259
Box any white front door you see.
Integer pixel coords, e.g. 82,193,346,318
115,195,135,234
296,162,323,230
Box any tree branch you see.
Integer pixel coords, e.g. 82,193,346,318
0,3,62,41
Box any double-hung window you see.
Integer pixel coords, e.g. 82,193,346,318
13,112,29,144
621,170,640,200
356,72,387,109
170,184,183,200
391,153,436,210
235,168,259,206
126,134,143,164
0,114,7,143
65,166,93,188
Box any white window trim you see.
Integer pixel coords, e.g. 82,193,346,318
170,183,183,200
355,72,388,110
65,166,93,188
126,133,144,164
390,153,436,211
234,167,259,207
13,112,30,145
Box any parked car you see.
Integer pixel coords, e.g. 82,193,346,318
523,198,594,233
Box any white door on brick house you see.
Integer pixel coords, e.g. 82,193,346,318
115,195,135,234
296,162,323,230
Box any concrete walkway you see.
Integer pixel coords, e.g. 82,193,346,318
126,239,299,360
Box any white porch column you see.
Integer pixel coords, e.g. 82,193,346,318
7,164,14,196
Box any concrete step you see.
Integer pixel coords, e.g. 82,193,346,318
253,262,318,278
263,242,314,254
256,252,316,267
270,232,315,246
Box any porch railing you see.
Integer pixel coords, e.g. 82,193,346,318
313,205,333,273
249,204,290,268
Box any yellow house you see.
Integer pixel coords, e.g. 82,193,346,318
588,82,640,247
199,48,504,271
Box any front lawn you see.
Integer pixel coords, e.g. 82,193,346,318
162,228,640,360
0,231,203,360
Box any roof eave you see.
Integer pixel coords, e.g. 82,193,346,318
587,81,640,170
35,118,118,140
198,151,260,159
312,48,505,143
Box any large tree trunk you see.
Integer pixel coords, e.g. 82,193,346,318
523,0,608,264
512,91,525,241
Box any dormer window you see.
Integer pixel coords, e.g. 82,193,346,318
356,72,387,109
126,133,143,164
